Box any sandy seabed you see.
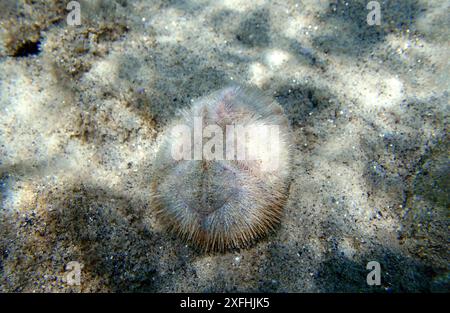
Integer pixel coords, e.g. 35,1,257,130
0,0,448,292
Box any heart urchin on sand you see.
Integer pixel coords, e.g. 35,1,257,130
151,85,291,252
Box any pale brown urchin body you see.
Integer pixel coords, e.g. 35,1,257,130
151,85,291,252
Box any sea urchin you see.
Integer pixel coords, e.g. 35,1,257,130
151,85,291,252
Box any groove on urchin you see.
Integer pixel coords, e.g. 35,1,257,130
151,85,291,252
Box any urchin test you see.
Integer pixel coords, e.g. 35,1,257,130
151,86,291,251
